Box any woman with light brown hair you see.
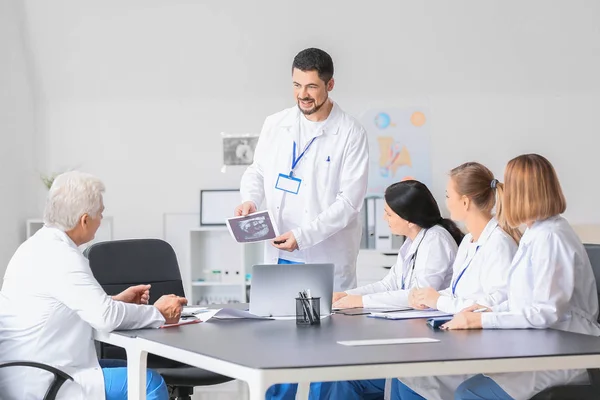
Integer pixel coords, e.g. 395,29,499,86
442,154,600,400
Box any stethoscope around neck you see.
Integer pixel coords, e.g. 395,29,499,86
400,228,428,290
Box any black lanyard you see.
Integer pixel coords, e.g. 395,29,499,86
401,229,428,289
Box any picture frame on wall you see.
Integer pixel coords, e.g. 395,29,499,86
200,189,241,226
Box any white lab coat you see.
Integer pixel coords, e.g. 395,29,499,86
400,216,600,400
479,216,600,399
398,219,518,399
345,225,458,307
0,227,165,400
240,101,369,291
436,218,518,314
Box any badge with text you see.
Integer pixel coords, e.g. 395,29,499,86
275,173,302,194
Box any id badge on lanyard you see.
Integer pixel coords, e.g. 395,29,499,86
275,137,317,195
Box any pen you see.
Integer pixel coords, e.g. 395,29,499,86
472,307,489,313
299,291,313,323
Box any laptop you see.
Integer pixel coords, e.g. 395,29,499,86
249,263,334,317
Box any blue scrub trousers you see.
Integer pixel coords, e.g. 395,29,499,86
100,359,168,400
454,374,514,400
313,379,424,400
266,378,424,400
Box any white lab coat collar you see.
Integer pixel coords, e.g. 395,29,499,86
44,226,79,250
471,218,499,247
404,227,428,259
278,100,342,136
520,215,561,244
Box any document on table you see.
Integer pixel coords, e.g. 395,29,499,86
368,309,452,320
160,308,272,327
197,308,273,322
333,306,412,316
338,338,440,346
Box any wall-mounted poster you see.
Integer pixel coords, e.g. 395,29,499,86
361,108,432,196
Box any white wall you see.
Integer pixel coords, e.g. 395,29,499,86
20,0,600,241
0,0,41,278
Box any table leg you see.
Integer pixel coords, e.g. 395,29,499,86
126,345,148,400
248,378,269,400
296,382,310,399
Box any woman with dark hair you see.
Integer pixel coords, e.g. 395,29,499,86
332,180,462,310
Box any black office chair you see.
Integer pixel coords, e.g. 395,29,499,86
85,239,233,400
0,361,73,400
530,243,600,399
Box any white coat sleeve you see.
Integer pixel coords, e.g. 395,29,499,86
51,251,165,332
291,126,369,249
361,234,457,308
482,233,574,329
239,117,271,208
346,263,408,307
437,239,515,314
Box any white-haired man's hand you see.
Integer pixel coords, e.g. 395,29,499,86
112,284,151,305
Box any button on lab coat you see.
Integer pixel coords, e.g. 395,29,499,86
345,225,457,307
240,101,369,291
0,227,165,400
399,219,517,400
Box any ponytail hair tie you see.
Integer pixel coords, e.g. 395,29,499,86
491,179,499,189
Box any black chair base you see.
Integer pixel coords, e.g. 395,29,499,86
168,385,193,400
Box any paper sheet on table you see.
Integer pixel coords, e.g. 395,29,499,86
333,306,412,315
197,308,273,322
338,338,439,346
368,309,452,320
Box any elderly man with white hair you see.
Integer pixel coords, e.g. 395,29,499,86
0,171,186,400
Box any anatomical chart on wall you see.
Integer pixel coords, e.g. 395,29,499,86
361,107,432,196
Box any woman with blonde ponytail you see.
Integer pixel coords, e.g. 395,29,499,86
408,162,520,315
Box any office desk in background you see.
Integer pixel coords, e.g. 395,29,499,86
95,311,600,400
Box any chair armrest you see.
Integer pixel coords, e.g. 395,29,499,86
0,361,73,400
0,361,73,381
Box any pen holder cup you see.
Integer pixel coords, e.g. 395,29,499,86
296,297,321,326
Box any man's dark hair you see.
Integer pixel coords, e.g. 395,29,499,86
292,48,334,83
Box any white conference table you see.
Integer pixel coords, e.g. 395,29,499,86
94,312,600,400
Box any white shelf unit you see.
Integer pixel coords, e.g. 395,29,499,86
189,226,263,305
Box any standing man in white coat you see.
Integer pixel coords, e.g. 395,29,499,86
0,171,187,400
236,47,369,292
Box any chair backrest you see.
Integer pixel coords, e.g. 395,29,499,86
584,243,600,322
85,239,185,303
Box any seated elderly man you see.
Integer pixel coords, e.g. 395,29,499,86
0,171,186,400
